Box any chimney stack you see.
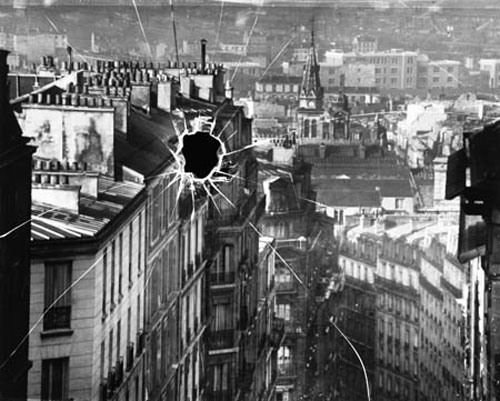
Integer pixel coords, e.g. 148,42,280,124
67,46,73,72
224,80,234,100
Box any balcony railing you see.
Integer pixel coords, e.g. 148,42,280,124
43,305,71,331
208,329,234,350
275,238,307,250
211,271,236,285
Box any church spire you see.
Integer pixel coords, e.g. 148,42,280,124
299,17,322,110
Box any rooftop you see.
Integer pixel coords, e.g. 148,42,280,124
313,178,413,198
316,189,381,208
31,176,144,241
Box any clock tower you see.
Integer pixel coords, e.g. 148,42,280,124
297,22,331,145
0,49,35,400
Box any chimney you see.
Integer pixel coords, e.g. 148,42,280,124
157,79,177,112
200,39,207,74
180,76,193,98
224,80,233,100
67,46,73,72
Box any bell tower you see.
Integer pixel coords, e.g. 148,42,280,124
0,49,35,400
299,18,323,110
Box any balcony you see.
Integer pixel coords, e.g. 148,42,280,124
43,305,71,331
211,271,236,285
208,329,234,350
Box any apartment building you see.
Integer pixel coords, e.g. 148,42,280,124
337,221,466,401
417,56,461,90
204,101,267,401
13,67,155,401
320,49,418,91
478,58,500,88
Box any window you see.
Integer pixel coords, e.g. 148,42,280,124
111,240,116,305
304,119,310,137
127,307,131,346
138,213,142,272
41,358,69,401
278,346,291,365
100,341,105,379
119,232,123,297
102,249,107,316
212,302,232,331
433,77,439,83
447,76,453,82
117,319,121,363
109,329,114,370
44,261,72,331
128,223,133,286
434,66,440,73
213,363,229,393
391,68,398,74
311,120,317,138
276,303,291,321
152,185,161,241
222,244,234,275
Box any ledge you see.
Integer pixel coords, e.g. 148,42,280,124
40,328,74,339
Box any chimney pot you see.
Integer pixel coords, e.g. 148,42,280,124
37,93,44,103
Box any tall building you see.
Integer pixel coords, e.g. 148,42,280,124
0,48,35,401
